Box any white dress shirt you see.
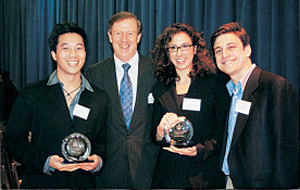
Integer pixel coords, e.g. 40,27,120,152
114,52,139,112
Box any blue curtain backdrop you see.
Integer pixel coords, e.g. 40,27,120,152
0,0,299,94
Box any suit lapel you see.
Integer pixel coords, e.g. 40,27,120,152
102,58,125,122
161,84,181,114
231,67,261,148
130,56,153,129
48,84,71,120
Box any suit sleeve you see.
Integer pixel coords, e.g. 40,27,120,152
91,90,108,163
3,88,49,173
150,86,169,146
196,76,230,160
270,79,299,187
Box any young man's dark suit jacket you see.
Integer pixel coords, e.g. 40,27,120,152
85,54,159,189
3,78,108,189
222,66,299,188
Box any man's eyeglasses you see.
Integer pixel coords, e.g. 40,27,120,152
166,44,193,52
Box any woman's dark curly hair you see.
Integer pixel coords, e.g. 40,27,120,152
151,23,216,86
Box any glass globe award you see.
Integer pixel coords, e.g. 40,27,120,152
61,132,91,163
165,117,194,147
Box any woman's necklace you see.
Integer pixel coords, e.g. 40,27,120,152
63,84,81,101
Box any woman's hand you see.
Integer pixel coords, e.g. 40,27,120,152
163,145,197,156
156,113,178,140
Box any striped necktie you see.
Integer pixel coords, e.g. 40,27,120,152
120,63,133,129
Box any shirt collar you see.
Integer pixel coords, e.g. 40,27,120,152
47,70,94,92
226,64,256,96
114,52,139,67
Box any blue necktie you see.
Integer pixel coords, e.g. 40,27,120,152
120,63,133,129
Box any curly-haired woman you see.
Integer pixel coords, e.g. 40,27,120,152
150,23,230,188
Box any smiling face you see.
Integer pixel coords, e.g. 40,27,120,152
108,18,142,63
51,33,86,79
213,33,252,83
168,32,196,75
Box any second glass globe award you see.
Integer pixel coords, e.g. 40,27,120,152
165,117,194,147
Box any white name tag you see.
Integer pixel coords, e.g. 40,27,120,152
73,104,90,120
182,98,201,111
235,99,251,115
148,93,154,104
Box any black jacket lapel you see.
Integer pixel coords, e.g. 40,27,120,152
231,67,261,148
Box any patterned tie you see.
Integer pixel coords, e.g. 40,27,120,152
120,63,133,129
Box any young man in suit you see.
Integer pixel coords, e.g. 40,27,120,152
211,22,299,189
3,23,108,189
85,12,159,189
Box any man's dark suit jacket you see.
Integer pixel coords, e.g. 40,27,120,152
85,55,159,189
222,66,299,188
3,78,109,189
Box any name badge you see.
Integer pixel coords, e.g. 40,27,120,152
148,93,154,104
182,98,201,111
235,99,251,115
73,104,90,120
